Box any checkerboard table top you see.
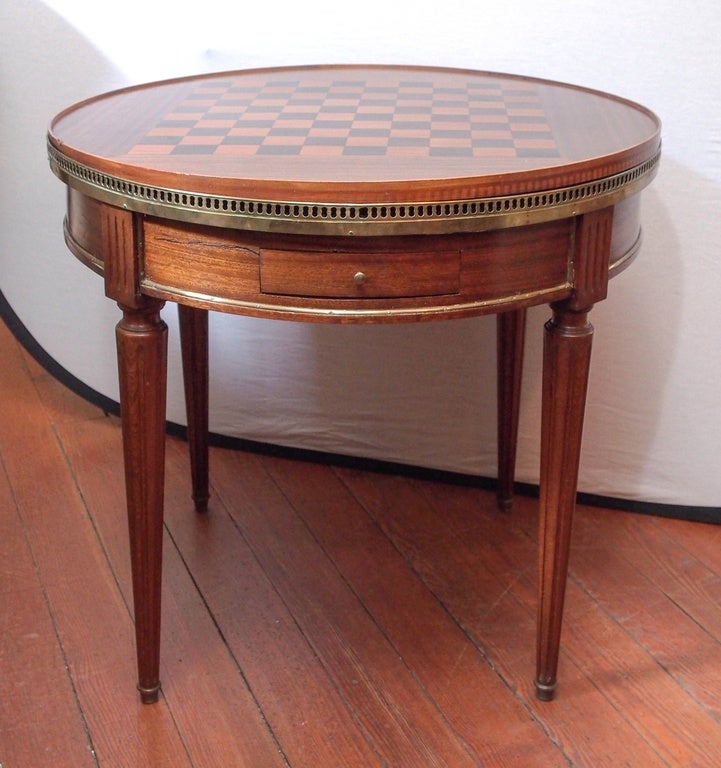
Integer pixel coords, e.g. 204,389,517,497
48,65,660,232
128,74,562,161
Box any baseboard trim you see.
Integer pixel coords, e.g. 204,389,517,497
2,289,717,524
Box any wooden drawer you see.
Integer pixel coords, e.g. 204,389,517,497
259,248,461,298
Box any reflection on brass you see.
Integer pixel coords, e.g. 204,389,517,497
140,276,572,320
49,142,659,237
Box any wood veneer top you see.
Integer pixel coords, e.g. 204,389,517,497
49,65,660,205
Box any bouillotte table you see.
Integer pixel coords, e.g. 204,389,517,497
48,64,660,704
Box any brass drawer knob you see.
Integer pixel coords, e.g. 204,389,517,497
353,271,367,286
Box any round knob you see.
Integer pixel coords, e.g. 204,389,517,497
353,271,367,286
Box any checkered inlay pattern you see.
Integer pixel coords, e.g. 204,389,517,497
129,77,559,159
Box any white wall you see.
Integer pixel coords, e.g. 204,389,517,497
2,0,719,507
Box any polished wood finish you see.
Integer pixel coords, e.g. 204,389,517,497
536,302,594,699
534,205,615,697
178,304,210,512
136,218,574,321
259,245,461,299
496,308,526,510
569,206,614,309
4,323,721,767
115,300,168,704
48,65,660,206
48,65,660,704
98,204,140,305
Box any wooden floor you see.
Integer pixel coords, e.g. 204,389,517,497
2,317,721,768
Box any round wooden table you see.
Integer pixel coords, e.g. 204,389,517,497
48,64,661,703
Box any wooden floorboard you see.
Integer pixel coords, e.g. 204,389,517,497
2,316,721,767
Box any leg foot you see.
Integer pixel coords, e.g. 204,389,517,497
534,679,558,702
497,496,514,513
138,682,162,705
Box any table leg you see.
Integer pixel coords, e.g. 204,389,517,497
535,300,593,701
496,308,527,510
178,305,210,512
116,299,168,704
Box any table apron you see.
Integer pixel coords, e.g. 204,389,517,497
64,190,643,322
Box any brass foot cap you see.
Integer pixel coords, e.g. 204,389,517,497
534,679,557,702
138,682,161,704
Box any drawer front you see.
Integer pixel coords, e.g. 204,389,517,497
260,248,461,298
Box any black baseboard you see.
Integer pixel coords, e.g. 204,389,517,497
2,289,717,524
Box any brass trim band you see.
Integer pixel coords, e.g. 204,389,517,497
49,142,660,237
139,278,571,321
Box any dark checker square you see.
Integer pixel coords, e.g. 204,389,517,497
223,136,266,145
343,146,387,156
257,145,302,155
172,145,218,155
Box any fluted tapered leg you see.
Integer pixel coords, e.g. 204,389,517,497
535,301,594,701
116,299,168,704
